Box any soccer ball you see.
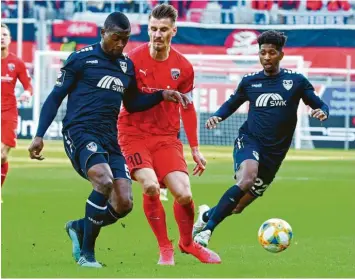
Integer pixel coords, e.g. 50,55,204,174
258,218,293,253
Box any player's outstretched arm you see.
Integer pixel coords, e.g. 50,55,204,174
180,99,206,176
124,77,190,112
17,59,33,102
302,77,329,121
29,53,80,159
28,88,68,161
207,82,247,128
34,88,69,138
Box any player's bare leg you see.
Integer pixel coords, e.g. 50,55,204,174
194,160,258,247
1,143,11,188
164,171,221,264
135,168,174,265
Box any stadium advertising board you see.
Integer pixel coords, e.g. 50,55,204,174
49,25,355,69
303,86,355,148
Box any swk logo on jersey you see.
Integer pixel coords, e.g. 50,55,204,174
97,75,125,93
255,93,287,107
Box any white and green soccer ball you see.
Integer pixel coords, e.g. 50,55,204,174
258,218,293,253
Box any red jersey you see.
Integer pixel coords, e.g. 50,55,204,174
118,43,194,136
1,52,32,114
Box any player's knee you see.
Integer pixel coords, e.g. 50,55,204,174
239,173,257,192
174,190,192,205
92,172,114,196
117,197,133,218
111,196,133,218
1,151,8,164
142,180,160,196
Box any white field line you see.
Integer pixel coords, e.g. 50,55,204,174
9,153,355,164
15,143,355,157
10,157,70,163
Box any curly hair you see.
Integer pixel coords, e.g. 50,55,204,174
257,30,287,51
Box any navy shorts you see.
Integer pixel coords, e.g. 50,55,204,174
62,127,131,181
233,134,285,197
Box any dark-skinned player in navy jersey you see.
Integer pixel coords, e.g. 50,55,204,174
193,30,329,247
28,12,189,268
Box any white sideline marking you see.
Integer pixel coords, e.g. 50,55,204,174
9,154,355,165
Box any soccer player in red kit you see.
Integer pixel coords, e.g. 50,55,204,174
118,4,221,265
1,23,32,186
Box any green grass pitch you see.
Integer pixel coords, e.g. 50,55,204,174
2,140,355,277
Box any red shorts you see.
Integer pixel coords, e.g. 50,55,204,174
1,107,18,147
1,116,17,148
118,134,188,187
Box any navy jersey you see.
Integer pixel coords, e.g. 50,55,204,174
214,69,329,153
36,43,164,137
60,43,135,132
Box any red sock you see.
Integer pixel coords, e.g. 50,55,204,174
173,199,195,246
143,194,171,247
1,162,9,187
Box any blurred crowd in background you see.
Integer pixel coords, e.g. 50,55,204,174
2,0,355,24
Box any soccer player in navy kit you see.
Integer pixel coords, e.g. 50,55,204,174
193,30,329,247
28,12,189,268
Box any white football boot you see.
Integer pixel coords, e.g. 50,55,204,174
192,204,210,238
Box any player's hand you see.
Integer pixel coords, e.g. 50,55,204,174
311,109,328,121
28,137,45,160
162,90,191,108
206,116,222,129
191,146,207,176
19,90,31,103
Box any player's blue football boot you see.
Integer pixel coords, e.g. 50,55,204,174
65,220,83,262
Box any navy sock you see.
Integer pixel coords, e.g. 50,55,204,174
101,203,122,227
72,202,122,234
202,207,215,223
72,218,85,234
203,185,245,233
81,190,108,257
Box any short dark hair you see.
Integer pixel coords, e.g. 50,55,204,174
257,30,287,51
104,12,130,31
149,4,178,24
1,23,10,33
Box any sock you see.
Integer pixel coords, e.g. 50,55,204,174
203,185,245,233
72,202,121,234
143,193,170,247
202,207,215,223
81,190,108,257
1,162,9,187
173,199,195,246
72,218,85,234
101,202,122,227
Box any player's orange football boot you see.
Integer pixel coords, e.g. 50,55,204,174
178,241,221,264
158,244,175,265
